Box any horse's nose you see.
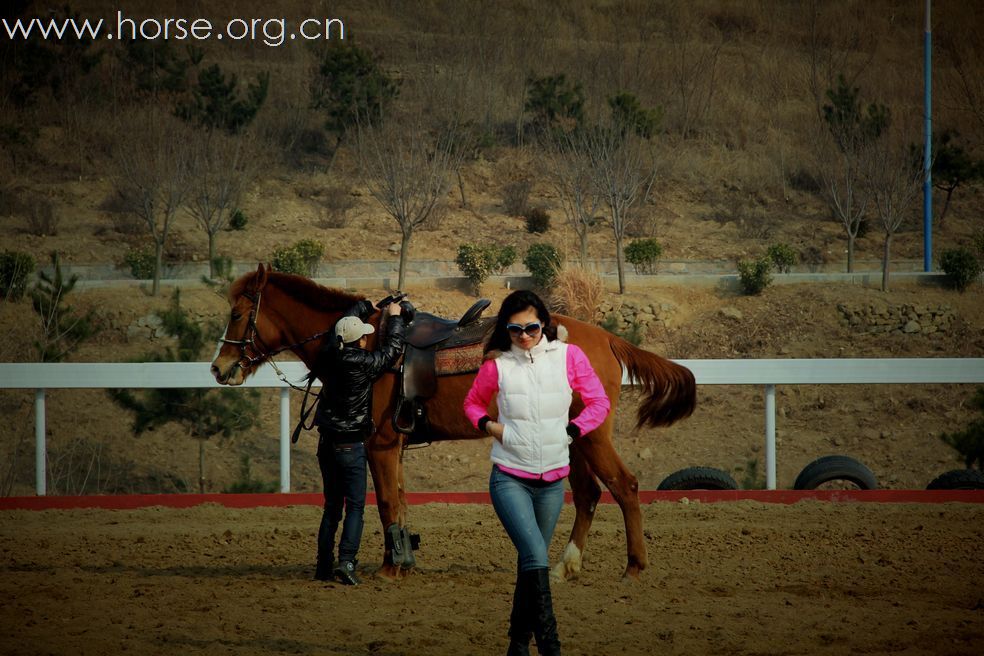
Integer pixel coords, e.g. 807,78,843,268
211,364,226,383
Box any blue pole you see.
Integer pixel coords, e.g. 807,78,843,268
923,0,933,272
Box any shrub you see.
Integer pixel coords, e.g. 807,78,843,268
272,239,324,277
503,179,532,216
123,246,156,280
456,244,493,291
524,243,564,289
939,247,982,292
766,243,797,273
624,238,663,274
800,244,828,272
229,209,248,230
787,167,820,193
294,239,324,265
524,207,550,234
316,186,355,229
939,387,984,469
456,243,516,294
25,197,60,236
736,257,772,295
495,245,517,273
0,250,35,300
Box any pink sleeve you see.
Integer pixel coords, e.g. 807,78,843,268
566,345,610,435
464,359,500,428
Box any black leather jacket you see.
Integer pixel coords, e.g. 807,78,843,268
314,305,406,442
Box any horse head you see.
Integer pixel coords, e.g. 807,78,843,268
211,263,367,386
211,263,277,385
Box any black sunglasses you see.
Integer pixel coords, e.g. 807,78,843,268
506,321,542,337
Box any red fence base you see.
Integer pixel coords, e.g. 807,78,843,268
2,489,983,511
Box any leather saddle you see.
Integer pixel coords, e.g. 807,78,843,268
393,298,493,439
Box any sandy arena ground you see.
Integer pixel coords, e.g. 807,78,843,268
1,501,983,655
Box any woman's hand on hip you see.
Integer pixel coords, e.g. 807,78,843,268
486,421,504,442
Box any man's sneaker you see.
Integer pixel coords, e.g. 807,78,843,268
333,560,360,586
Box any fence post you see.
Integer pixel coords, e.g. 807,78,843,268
35,389,46,496
280,387,291,493
765,384,776,490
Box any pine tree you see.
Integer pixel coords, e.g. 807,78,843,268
30,252,97,362
940,388,984,469
109,289,259,492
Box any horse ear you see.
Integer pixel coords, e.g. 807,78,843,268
255,263,269,291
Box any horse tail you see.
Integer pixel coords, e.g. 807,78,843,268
609,335,696,429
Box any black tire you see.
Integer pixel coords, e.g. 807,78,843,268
927,469,984,490
793,455,878,490
657,467,739,491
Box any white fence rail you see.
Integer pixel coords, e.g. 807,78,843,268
2,359,983,495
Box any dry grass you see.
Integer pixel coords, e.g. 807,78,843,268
550,265,604,322
5,0,983,270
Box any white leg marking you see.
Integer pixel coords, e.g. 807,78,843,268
550,541,582,583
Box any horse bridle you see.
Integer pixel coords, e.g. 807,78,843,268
220,288,334,388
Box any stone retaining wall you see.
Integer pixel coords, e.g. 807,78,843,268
837,303,956,335
599,298,678,332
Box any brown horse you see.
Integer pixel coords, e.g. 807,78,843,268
211,265,696,580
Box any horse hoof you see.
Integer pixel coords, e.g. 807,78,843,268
621,566,643,581
376,564,402,581
550,542,582,583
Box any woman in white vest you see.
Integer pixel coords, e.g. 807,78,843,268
464,290,610,656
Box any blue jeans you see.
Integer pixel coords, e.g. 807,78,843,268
489,465,565,572
317,439,367,563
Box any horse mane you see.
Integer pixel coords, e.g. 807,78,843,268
230,270,365,312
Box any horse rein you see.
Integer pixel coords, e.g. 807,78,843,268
220,289,334,392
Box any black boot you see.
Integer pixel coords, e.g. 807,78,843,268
506,574,532,656
525,568,561,656
314,555,334,581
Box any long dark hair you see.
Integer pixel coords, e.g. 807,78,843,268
485,289,557,354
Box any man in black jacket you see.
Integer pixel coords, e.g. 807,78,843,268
314,299,407,585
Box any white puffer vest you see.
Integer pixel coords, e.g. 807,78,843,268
490,337,572,474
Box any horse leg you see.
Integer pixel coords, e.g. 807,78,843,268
577,429,648,579
551,445,601,583
366,427,405,580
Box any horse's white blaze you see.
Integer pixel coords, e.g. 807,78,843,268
550,541,582,583
210,329,227,364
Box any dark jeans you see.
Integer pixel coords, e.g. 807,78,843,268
489,465,565,572
317,438,367,563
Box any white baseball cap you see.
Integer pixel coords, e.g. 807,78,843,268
335,316,375,345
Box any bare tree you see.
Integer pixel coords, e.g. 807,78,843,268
187,131,258,277
938,10,984,138
862,132,924,292
541,128,602,267
113,111,192,295
811,121,871,272
356,117,465,289
585,121,659,294
803,0,878,118
664,3,725,138
810,70,890,273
